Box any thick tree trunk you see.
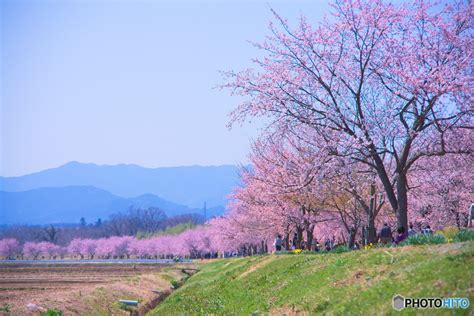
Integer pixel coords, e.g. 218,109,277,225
296,226,303,248
370,147,398,211
284,233,290,251
305,225,314,250
462,213,469,228
396,172,409,230
455,212,461,229
348,226,357,249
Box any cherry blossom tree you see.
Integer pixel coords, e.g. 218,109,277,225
223,0,473,231
0,238,21,259
410,152,473,229
39,242,63,259
68,238,84,259
81,239,98,259
23,242,45,259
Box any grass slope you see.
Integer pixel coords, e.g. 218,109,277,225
150,241,473,315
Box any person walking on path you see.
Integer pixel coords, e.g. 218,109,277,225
273,234,282,252
422,225,433,235
379,223,392,244
408,223,417,237
395,226,408,244
324,238,332,251
292,233,298,250
470,203,474,228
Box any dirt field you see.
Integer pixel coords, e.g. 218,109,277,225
0,262,196,315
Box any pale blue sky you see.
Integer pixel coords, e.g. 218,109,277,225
1,0,329,176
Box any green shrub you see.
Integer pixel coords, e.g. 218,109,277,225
438,226,459,240
331,245,350,253
400,234,445,246
40,309,63,316
453,229,474,242
170,279,180,289
118,302,135,313
274,251,293,255
0,303,10,312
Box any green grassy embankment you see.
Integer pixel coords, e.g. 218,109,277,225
150,241,473,315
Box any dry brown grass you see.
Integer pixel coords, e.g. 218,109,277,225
0,262,197,315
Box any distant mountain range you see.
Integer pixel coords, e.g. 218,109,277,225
0,161,242,207
0,162,242,225
0,186,225,224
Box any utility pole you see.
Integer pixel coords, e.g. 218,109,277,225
203,202,207,222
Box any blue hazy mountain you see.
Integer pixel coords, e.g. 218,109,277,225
0,162,242,208
0,186,225,225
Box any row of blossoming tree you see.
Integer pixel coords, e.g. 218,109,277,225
1,0,472,260
0,227,226,260
215,0,473,249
